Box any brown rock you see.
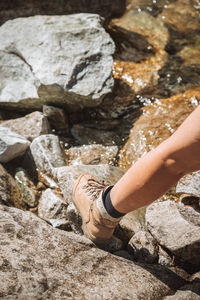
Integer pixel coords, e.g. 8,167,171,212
158,0,200,34
0,204,187,299
0,164,23,209
1,111,50,141
119,88,200,171
65,144,118,166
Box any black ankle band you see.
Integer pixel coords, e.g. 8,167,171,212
102,186,126,218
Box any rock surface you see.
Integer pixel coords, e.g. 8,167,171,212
0,0,126,26
65,144,118,166
38,188,69,229
29,134,66,180
54,164,124,205
0,204,187,299
0,164,23,208
119,88,200,171
0,15,115,110
0,126,30,163
176,171,200,198
163,280,200,300
15,168,38,207
1,111,50,141
128,230,158,264
43,105,69,134
146,200,200,272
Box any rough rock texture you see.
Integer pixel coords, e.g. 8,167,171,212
0,0,126,26
176,171,200,198
0,204,187,299
163,280,200,300
146,200,200,272
0,126,30,163
67,203,83,234
43,105,69,134
38,188,69,229
158,246,174,267
53,164,124,205
158,0,200,34
71,124,121,146
65,144,118,165
1,111,50,141
0,164,23,208
119,88,200,171
15,168,38,207
128,230,158,264
0,15,115,110
29,134,66,180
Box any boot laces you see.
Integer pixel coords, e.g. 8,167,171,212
83,178,107,201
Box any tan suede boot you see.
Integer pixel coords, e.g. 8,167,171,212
73,174,122,244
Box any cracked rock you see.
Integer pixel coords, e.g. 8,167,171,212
0,15,115,110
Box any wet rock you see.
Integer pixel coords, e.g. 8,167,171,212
65,144,118,166
0,0,126,26
0,15,115,110
14,168,38,208
29,134,66,183
158,246,174,267
38,188,69,230
43,105,69,134
163,280,200,300
0,126,30,163
146,200,200,272
158,0,200,34
176,171,200,198
0,164,23,208
53,164,124,205
0,204,186,299
1,111,50,141
71,124,121,146
119,88,200,171
128,230,158,264
178,46,200,66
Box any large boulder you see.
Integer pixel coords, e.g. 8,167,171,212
0,204,187,299
176,171,200,198
0,126,30,163
0,0,126,26
146,200,200,272
0,14,115,110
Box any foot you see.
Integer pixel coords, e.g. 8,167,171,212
73,174,122,244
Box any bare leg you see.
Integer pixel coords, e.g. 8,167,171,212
111,105,200,213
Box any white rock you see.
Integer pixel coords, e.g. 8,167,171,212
0,126,30,163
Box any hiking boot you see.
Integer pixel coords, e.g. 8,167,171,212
73,174,122,244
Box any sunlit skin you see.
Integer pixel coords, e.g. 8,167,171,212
111,105,200,213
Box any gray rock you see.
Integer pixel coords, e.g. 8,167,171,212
65,144,118,166
0,204,187,299
176,171,200,198
163,280,200,300
146,200,200,271
71,124,121,145
0,126,30,163
0,0,126,26
67,203,83,235
128,230,158,264
158,246,174,267
38,188,69,229
1,111,50,141
29,134,66,181
15,168,38,207
0,15,115,110
0,164,23,208
43,105,69,134
53,164,124,205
